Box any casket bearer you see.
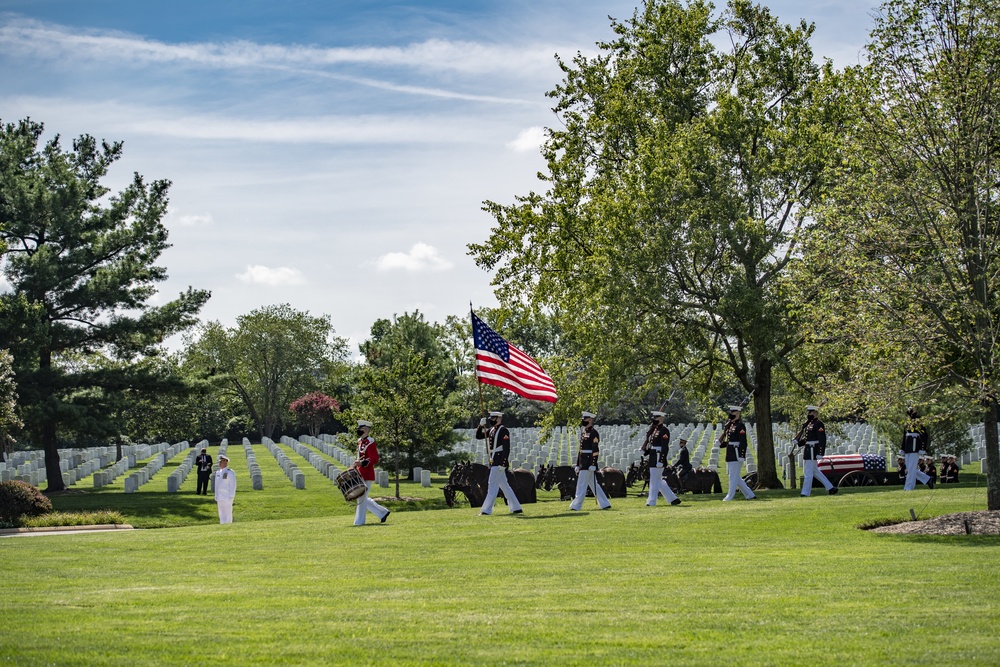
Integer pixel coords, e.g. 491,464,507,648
213,454,237,524
354,420,390,525
570,412,612,510
641,411,681,507
901,407,934,491
474,411,523,515
798,405,838,497
720,406,756,501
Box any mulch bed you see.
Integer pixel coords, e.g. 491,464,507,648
871,510,1000,535
371,496,424,503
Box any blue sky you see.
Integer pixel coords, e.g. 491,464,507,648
0,0,877,355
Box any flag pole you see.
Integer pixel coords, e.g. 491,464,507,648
471,302,486,418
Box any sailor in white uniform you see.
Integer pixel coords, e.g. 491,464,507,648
213,453,237,524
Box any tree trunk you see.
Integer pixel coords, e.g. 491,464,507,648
394,442,401,500
752,363,781,489
39,348,65,493
984,400,999,511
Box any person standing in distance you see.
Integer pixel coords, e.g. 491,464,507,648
195,447,213,496
672,438,693,491
798,405,837,497
720,405,756,501
570,412,612,511
213,453,236,524
474,411,523,515
641,410,681,507
901,407,934,491
354,420,391,525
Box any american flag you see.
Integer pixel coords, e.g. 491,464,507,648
472,312,558,403
817,453,886,475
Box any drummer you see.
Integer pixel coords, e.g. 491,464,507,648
353,420,390,526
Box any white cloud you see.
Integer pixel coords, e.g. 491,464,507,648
165,207,214,226
235,265,306,286
374,243,454,272
507,126,546,153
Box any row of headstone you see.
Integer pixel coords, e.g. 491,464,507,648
208,439,229,493
124,441,188,493
243,438,263,490
283,436,342,483
311,433,390,487
262,437,305,489
167,441,205,493
94,456,130,488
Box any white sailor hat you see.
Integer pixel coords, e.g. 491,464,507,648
489,411,503,418
218,453,230,461
357,420,373,428
651,411,666,417
728,405,742,412
806,405,820,412
581,411,597,419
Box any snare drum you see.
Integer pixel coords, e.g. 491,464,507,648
336,468,367,501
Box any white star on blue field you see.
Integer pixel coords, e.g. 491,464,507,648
0,0,877,354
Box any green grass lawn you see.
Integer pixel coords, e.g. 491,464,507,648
1,447,997,666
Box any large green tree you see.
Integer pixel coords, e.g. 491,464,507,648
470,0,840,487
0,118,210,490
186,304,347,441
804,0,1000,507
0,349,21,462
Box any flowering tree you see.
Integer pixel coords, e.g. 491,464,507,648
289,392,341,437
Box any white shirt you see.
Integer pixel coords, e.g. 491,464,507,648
214,467,237,502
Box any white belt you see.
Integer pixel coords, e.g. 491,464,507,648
580,450,593,454
806,441,819,445
728,442,740,446
650,447,661,451
906,433,920,438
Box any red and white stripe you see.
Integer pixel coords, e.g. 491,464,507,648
475,344,558,403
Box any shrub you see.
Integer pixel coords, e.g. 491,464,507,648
19,510,126,528
0,480,53,524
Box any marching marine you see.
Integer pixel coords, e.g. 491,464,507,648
901,408,934,491
474,411,523,515
797,405,838,497
354,420,391,525
641,411,681,507
720,405,756,501
940,454,960,484
570,412,612,510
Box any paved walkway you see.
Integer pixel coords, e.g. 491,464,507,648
0,524,134,538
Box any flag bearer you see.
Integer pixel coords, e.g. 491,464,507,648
475,411,523,515
797,405,838,496
641,411,681,507
720,406,756,501
570,412,612,510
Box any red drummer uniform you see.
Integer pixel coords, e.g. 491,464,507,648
356,436,379,481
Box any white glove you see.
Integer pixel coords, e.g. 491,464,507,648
574,466,580,474
588,466,596,471
656,463,663,468
737,457,745,463
479,417,487,426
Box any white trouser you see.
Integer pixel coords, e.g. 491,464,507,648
355,481,389,525
724,460,755,500
481,466,522,514
217,500,233,524
647,466,678,505
903,452,930,491
801,460,834,496
570,469,611,510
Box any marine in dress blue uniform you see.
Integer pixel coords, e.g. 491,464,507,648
901,408,933,491
641,411,681,507
570,412,611,510
474,411,522,515
720,406,756,501
798,405,837,496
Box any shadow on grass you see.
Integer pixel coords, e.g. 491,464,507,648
48,490,215,526
885,534,1000,547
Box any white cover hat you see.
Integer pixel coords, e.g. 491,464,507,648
357,420,373,428
218,453,229,461
728,405,742,412
489,411,503,418
651,411,666,417
581,411,596,419
806,405,820,412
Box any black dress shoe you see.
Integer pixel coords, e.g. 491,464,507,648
512,509,523,514
671,499,682,505
829,487,838,495
381,510,391,523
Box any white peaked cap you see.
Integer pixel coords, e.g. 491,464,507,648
582,411,597,419
357,420,372,428
489,411,503,418
218,454,229,461
651,411,666,417
806,405,820,412
728,405,742,412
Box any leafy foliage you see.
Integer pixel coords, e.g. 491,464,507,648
0,480,52,524
289,391,341,437
0,349,21,461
